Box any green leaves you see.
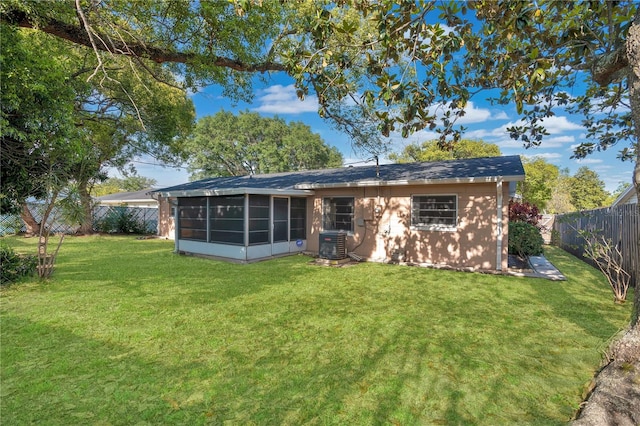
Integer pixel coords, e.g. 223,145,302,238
2,0,638,170
185,111,343,179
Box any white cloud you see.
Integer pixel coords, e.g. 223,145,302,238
466,115,582,148
576,158,603,165
455,102,492,124
527,135,575,148
252,84,319,114
429,101,507,125
536,115,583,133
521,152,563,162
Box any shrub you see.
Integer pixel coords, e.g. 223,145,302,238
0,244,37,285
509,201,541,226
95,206,148,234
508,221,544,256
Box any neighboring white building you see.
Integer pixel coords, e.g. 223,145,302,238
611,185,638,207
95,189,158,208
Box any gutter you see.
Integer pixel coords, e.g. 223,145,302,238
151,187,314,199
294,174,525,190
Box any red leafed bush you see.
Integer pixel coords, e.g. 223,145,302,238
509,201,541,226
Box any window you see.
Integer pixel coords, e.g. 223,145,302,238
210,196,245,245
290,197,306,240
178,197,207,241
248,194,270,245
323,197,354,232
411,195,457,230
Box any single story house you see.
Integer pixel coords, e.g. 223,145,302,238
95,189,158,208
151,155,525,271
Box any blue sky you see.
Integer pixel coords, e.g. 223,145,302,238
126,72,634,193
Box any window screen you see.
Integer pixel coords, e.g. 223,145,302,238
411,195,457,229
248,195,269,245
290,197,306,240
178,197,207,241
209,196,245,245
323,197,354,232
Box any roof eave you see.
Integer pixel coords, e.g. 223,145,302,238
611,184,637,207
97,199,156,204
152,187,314,198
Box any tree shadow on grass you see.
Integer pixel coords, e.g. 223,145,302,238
1,315,215,425
530,249,630,341
531,281,622,340
2,293,592,425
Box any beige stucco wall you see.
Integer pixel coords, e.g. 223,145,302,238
162,182,511,270
306,183,510,271
157,196,175,240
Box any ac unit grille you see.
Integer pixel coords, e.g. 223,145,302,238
319,232,347,260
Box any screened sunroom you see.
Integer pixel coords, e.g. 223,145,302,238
175,193,308,262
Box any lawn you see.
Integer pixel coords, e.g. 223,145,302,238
0,235,633,425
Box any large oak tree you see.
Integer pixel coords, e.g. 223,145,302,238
186,111,343,180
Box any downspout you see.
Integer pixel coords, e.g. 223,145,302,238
496,179,503,271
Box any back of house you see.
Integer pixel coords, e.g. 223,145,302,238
152,155,525,271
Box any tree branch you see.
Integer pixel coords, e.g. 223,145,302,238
590,44,629,86
2,8,287,73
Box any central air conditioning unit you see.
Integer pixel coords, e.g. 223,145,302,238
319,231,347,260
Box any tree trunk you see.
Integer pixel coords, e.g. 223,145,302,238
20,203,40,237
77,180,94,235
625,8,640,329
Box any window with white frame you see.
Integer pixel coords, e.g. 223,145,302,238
323,197,354,232
411,194,457,230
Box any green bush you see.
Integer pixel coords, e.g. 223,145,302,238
508,221,544,256
95,207,147,234
0,244,37,285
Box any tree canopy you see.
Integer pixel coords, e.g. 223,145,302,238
518,157,559,211
2,2,637,159
389,139,501,163
1,24,82,214
1,24,194,232
185,111,343,180
570,166,609,210
546,168,575,214
92,176,158,197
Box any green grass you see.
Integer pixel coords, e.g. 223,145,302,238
1,236,632,425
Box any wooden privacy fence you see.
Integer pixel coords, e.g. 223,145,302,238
553,204,639,288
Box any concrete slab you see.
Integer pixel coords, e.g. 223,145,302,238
528,255,566,281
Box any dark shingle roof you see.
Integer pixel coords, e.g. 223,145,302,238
96,189,156,202
153,155,524,197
